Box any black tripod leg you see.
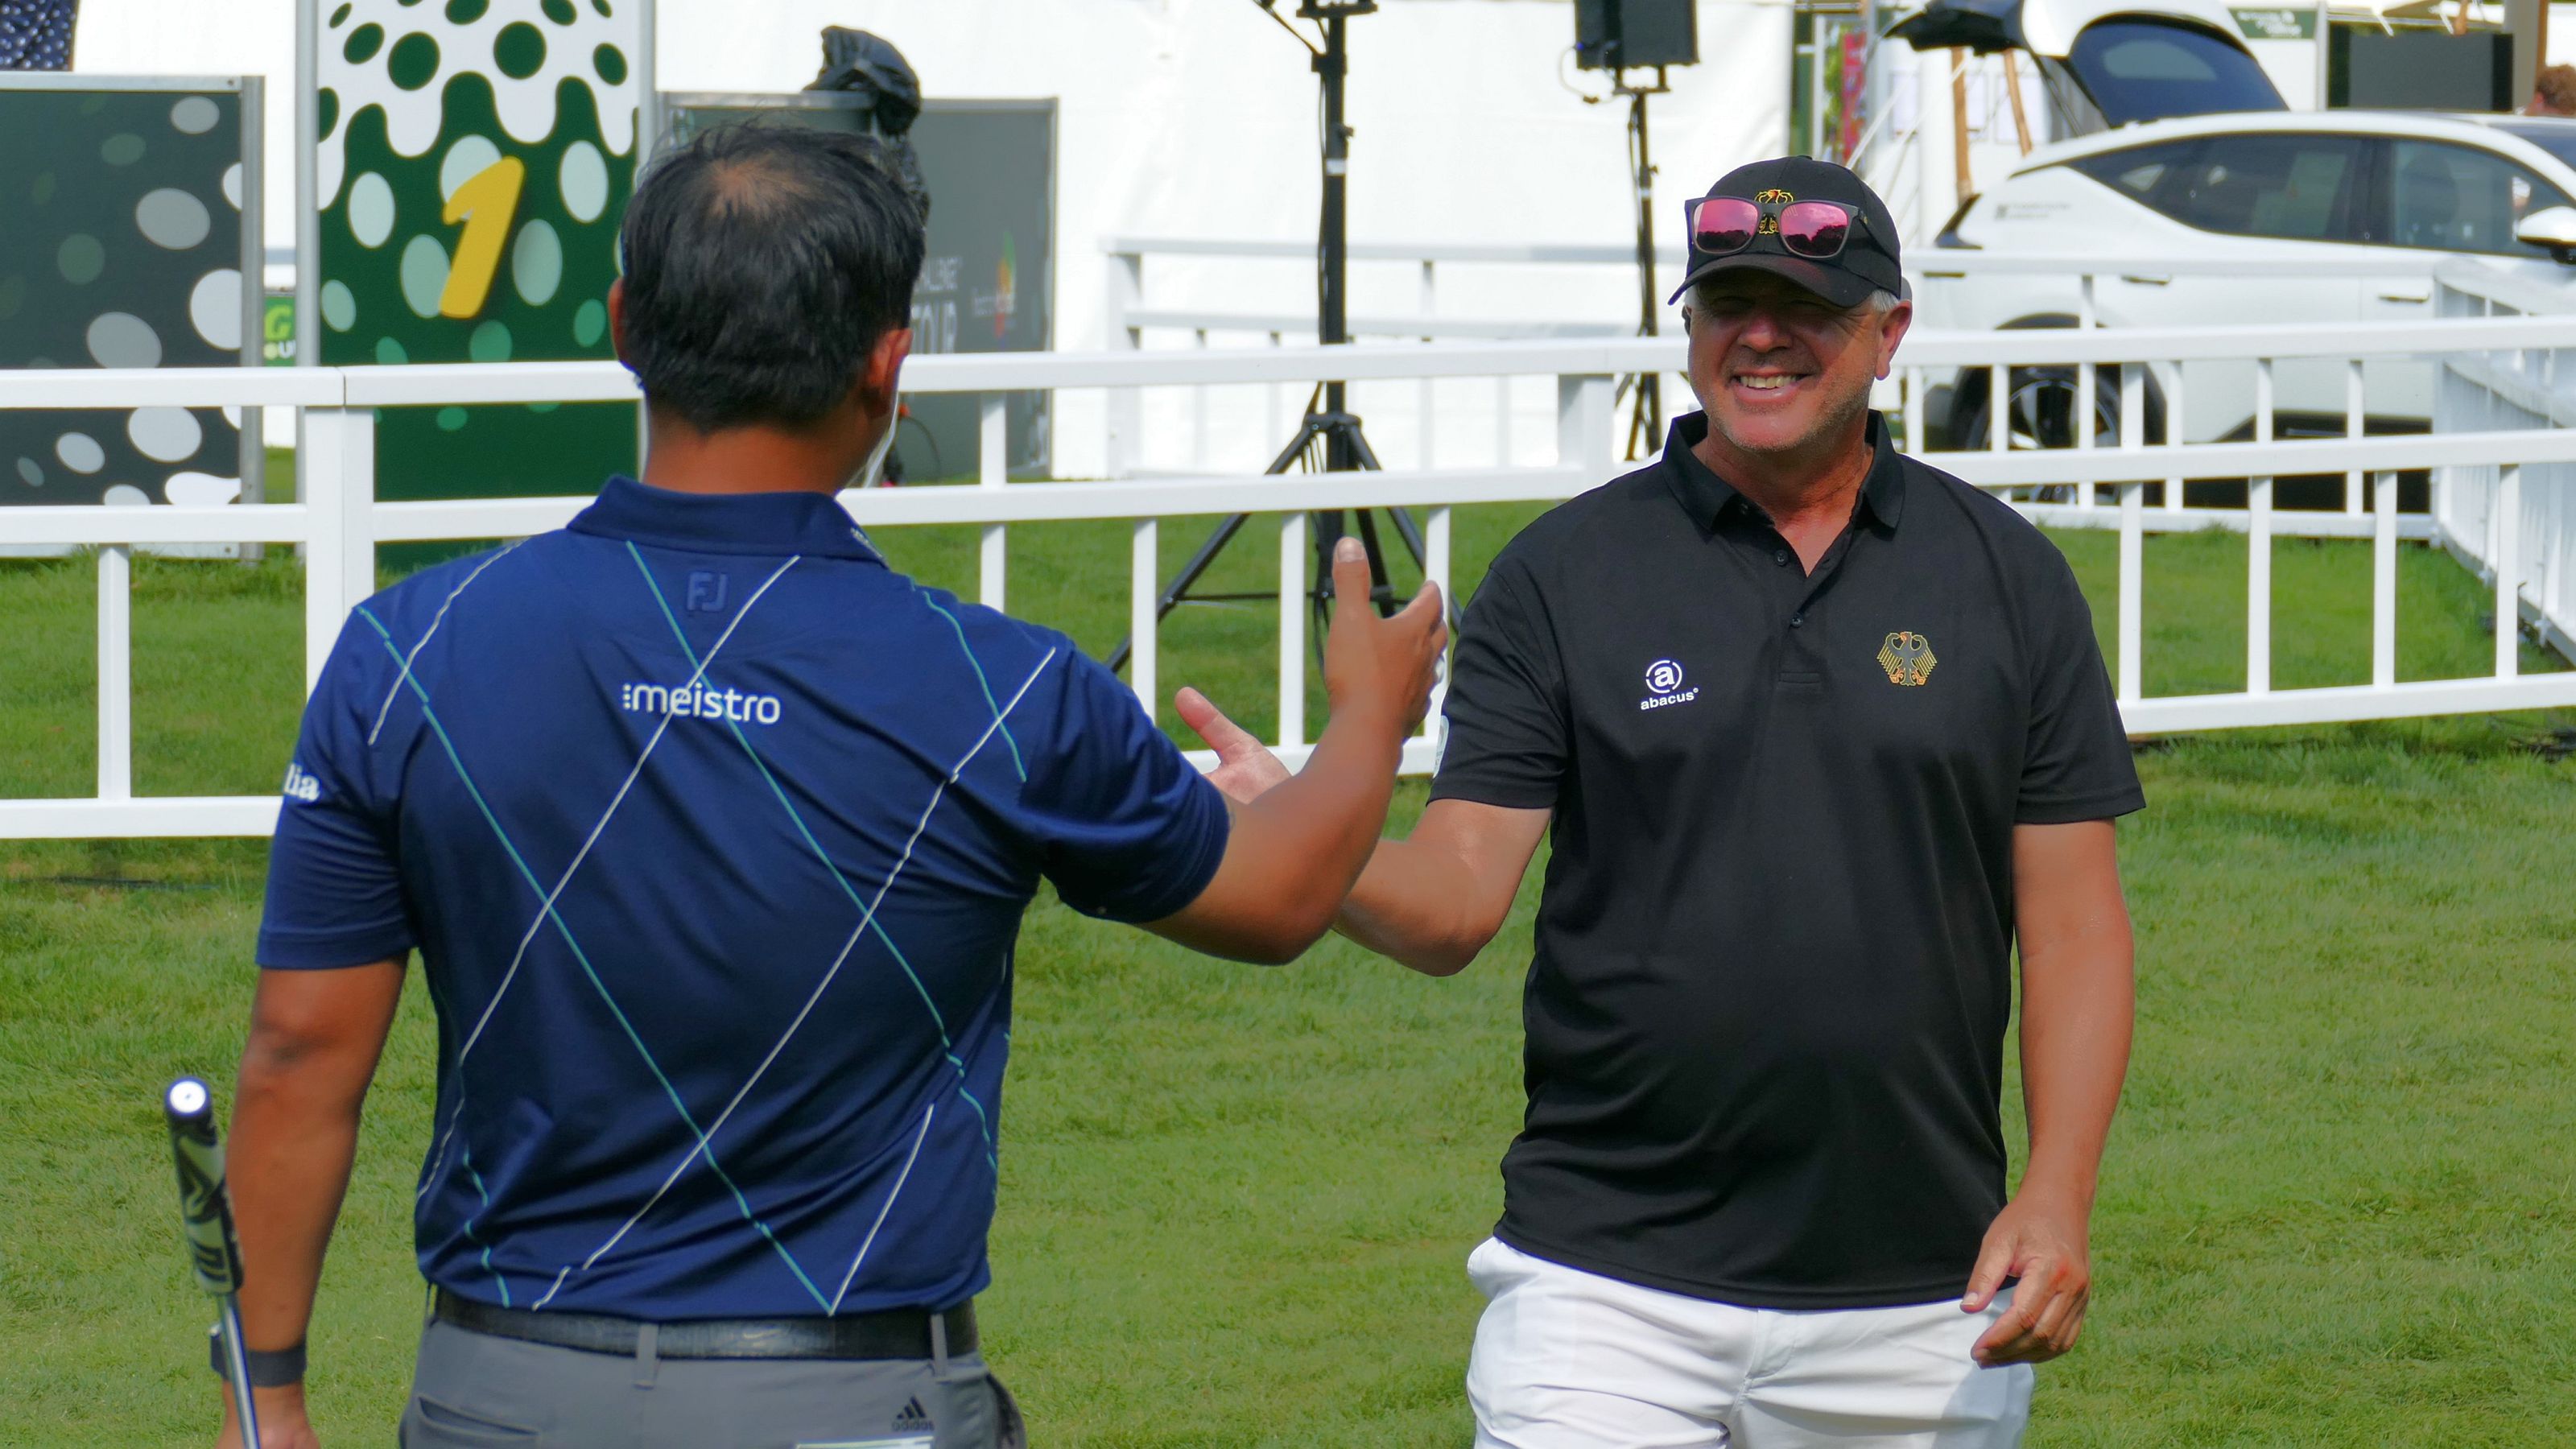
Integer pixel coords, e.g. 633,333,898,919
1104,414,1336,674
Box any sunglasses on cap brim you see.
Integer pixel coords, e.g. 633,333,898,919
1686,196,1868,261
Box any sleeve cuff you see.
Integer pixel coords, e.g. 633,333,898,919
2015,786,2147,825
1427,774,1560,811
256,920,416,970
1065,783,1233,924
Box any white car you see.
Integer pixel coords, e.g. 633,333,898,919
1913,111,2576,452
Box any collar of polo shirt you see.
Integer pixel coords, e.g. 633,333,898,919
568,475,887,562
1658,412,1908,538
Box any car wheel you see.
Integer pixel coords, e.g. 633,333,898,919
1951,364,2164,503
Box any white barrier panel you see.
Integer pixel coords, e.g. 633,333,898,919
4,312,2574,840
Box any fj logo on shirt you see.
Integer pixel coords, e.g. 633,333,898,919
281,762,321,803
1640,658,1699,711
1877,630,1938,686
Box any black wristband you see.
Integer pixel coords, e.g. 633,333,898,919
209,1328,306,1388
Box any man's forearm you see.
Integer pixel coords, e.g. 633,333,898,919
1334,836,1488,975
229,1053,368,1355
2016,931,2134,1206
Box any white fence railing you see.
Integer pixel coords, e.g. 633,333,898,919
2435,263,2576,661
6,316,2576,840
1102,239,2480,478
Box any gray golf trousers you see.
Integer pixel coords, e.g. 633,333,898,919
397,1316,1027,1448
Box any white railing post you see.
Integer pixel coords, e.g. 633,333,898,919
1278,512,1308,749
1903,366,1926,455
2343,359,2365,514
2163,366,2187,512
2496,463,2522,678
1425,504,1453,752
1420,259,1437,469
1130,518,1158,716
299,402,375,690
2372,469,2398,687
1106,247,1144,478
1495,375,1513,466
1558,374,1616,482
1191,328,1210,470
2076,274,2098,510
2248,360,2273,695
978,393,1008,611
1988,363,2009,456
2117,362,2145,704
97,544,132,801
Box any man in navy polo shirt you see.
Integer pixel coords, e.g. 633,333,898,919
214,124,1444,1447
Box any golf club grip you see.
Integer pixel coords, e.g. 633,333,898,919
163,1076,246,1296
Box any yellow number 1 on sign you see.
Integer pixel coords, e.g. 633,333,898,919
440,155,526,320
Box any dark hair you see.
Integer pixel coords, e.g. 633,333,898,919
617,123,926,432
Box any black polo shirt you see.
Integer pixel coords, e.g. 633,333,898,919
1432,411,2144,1310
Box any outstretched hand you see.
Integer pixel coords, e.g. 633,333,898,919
1176,687,1291,804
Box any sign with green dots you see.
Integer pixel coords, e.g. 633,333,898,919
308,0,644,522
2,76,262,516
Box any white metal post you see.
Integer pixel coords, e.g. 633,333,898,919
1425,505,1453,749
1130,518,1158,717
2372,469,2398,687
1903,366,1926,455
2163,366,2187,512
1988,363,2008,455
2344,359,2365,514
978,393,1007,611
2076,275,2097,510
1105,250,1143,478
2496,464,2522,678
97,545,133,801
2117,362,2145,704
1278,512,1307,749
1420,259,1437,469
298,406,374,689
1558,374,1616,482
1495,376,1513,466
2248,360,2274,695
1191,328,1210,470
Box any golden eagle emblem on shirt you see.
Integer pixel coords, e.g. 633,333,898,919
1877,630,1937,687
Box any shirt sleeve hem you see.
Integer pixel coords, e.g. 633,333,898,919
1427,776,1559,811
2014,787,2147,825
256,923,416,970
1068,790,1234,925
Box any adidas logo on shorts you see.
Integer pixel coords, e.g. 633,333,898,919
890,1397,932,1435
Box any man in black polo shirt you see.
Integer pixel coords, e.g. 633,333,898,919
1183,157,2141,1445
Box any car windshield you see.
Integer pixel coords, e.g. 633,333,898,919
2065,19,2287,125
2491,122,2576,173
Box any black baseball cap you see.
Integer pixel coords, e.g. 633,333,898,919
1668,156,1905,310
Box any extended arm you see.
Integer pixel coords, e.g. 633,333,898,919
217,959,406,1448
1146,538,1447,964
1333,799,1550,975
1965,819,2135,1365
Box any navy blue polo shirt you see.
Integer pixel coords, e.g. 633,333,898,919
258,477,1228,1320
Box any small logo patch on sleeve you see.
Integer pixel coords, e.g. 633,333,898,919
282,762,322,803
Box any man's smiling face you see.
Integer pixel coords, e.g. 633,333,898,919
1685,270,1909,461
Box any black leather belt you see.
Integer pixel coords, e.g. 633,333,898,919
434,1289,977,1361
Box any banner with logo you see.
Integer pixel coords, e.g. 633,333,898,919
1,76,260,517
308,0,646,514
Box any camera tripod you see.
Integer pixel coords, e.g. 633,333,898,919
1615,64,1674,462
1106,0,1433,676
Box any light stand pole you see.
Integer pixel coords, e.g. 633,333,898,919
1108,0,1443,676
1616,64,1672,460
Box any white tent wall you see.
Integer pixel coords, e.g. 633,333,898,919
74,0,1790,479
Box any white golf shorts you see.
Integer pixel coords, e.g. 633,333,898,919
1465,1236,2036,1449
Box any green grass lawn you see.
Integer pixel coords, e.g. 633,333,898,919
3,495,2574,1446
